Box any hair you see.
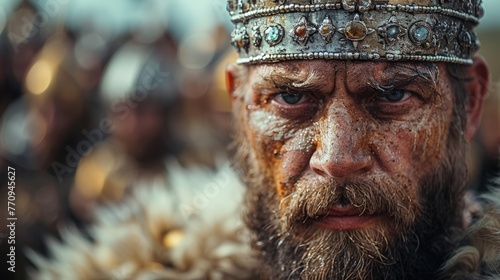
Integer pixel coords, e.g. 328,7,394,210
446,63,471,135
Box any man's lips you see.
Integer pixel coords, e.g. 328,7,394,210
311,205,380,231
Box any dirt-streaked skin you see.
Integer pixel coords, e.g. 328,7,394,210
229,55,489,279
236,60,452,230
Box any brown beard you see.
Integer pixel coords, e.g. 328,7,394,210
232,105,468,280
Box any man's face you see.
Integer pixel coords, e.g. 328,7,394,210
232,60,468,279
112,101,170,162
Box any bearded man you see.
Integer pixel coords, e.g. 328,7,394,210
225,0,497,279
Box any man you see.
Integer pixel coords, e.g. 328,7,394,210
225,0,496,279
70,41,181,222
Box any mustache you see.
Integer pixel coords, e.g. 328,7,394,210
280,177,420,231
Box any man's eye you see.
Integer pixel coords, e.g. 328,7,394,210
276,92,305,105
376,89,411,102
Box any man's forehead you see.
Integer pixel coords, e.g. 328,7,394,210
250,61,440,82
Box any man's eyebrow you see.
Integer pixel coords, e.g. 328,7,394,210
381,62,438,82
368,63,440,96
253,69,327,92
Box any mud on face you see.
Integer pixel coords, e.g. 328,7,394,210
231,60,469,279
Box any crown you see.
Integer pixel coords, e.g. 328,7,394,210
227,0,484,64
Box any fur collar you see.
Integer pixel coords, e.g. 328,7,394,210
28,161,259,279
441,177,500,280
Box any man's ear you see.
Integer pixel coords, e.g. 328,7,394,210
226,63,241,102
465,56,489,142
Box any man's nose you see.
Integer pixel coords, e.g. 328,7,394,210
310,99,373,180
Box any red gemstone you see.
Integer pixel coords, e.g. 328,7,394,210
295,26,307,37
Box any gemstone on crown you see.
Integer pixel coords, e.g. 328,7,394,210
290,16,317,46
265,24,285,46
319,16,336,43
377,16,406,48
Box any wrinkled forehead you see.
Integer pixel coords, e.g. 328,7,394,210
248,60,441,83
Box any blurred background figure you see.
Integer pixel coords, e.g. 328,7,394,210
0,17,94,280
70,39,182,222
0,0,43,118
23,35,89,170
176,23,235,168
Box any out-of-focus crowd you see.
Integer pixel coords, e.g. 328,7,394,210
0,1,240,277
0,0,497,278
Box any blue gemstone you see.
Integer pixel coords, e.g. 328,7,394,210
387,25,399,38
413,26,429,42
265,26,280,43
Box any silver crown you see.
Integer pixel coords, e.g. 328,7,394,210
227,0,484,64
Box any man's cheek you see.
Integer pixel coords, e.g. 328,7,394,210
364,128,426,203
273,150,311,198
247,110,289,157
279,126,315,167
407,117,450,171
244,128,285,187
274,128,316,199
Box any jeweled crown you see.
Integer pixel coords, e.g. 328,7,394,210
227,0,484,64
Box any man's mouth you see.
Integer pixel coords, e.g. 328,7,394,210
311,204,380,231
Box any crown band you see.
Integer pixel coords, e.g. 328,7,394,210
228,0,483,65
230,4,480,25
237,52,473,64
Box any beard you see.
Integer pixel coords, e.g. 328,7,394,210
232,110,468,280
